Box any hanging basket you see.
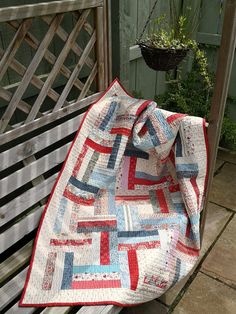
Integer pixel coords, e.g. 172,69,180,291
139,43,188,71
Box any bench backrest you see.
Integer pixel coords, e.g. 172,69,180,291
0,1,121,313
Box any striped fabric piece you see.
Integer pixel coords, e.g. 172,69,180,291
20,79,208,307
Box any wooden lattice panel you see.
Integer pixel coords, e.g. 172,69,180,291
0,0,106,134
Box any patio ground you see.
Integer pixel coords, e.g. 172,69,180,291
121,149,236,314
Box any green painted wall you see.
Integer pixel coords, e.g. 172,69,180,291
112,0,236,120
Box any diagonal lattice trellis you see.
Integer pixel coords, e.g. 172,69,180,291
0,8,98,134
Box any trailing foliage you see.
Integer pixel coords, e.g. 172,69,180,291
143,3,211,88
154,65,236,151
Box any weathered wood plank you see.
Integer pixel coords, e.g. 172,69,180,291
76,305,122,314
53,31,96,111
0,112,84,171
0,18,32,81
41,307,72,314
8,19,86,94
0,267,28,311
0,85,43,116
0,45,70,107
200,0,236,240
196,32,221,46
129,45,141,61
5,302,35,314
78,62,98,101
26,9,91,122
0,241,33,285
43,14,94,70
0,14,64,133
96,7,105,90
0,0,103,22
0,143,69,200
0,92,101,145
0,173,57,227
0,206,43,253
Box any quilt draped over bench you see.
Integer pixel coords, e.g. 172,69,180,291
20,79,208,307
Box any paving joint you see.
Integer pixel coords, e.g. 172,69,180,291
167,212,235,313
199,270,236,290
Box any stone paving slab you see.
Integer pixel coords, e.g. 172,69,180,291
209,163,236,211
201,215,236,288
159,202,231,306
120,300,168,314
173,272,236,314
217,149,236,164
215,159,225,172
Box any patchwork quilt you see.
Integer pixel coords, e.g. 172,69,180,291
20,79,208,307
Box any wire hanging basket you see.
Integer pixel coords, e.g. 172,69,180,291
137,0,188,71
139,43,188,71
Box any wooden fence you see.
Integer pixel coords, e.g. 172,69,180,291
113,0,236,120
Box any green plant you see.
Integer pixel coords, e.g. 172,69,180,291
154,63,236,151
143,2,211,88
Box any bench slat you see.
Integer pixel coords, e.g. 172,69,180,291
77,305,122,314
0,267,28,311
0,241,33,285
0,0,103,22
41,307,72,313
0,142,70,199
5,302,36,314
0,92,101,146
0,113,84,171
0,206,43,253
0,173,57,227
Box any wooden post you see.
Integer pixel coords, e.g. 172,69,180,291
96,5,106,91
200,0,236,243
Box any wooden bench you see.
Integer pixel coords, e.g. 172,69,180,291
0,1,121,313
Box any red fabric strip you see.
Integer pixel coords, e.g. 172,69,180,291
72,145,88,176
63,188,95,205
100,232,110,265
110,127,131,136
78,220,116,228
138,125,148,136
166,113,187,124
156,189,169,213
128,156,137,189
134,176,167,186
168,184,180,193
115,195,150,201
118,241,160,251
176,240,199,256
50,239,92,246
85,138,112,153
71,280,121,289
128,250,139,290
136,100,152,116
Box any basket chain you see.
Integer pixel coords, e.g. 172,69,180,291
137,0,159,43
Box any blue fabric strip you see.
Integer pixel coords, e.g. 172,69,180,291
73,264,120,274
77,226,117,233
107,134,122,169
53,197,67,234
69,176,99,194
118,230,158,237
118,235,159,244
99,101,117,131
61,252,73,289
124,149,149,159
176,133,182,157
154,110,174,140
146,118,161,146
176,163,199,172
